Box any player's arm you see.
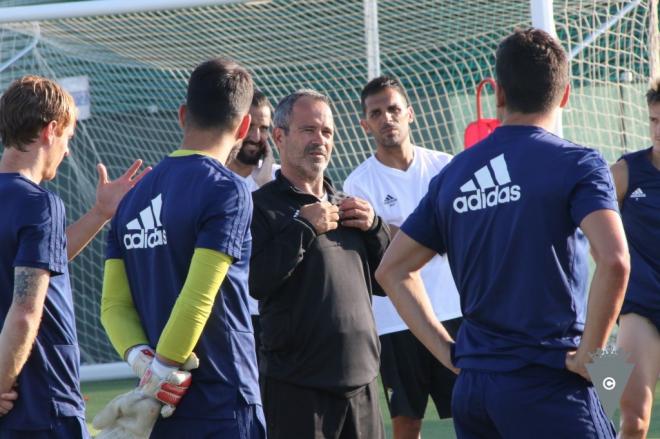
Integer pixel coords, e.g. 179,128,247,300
67,160,150,261
101,258,149,360
155,248,232,366
249,202,317,300
0,267,50,394
566,209,630,380
609,159,628,208
375,231,458,374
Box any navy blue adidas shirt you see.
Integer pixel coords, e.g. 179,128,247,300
106,153,260,419
620,147,660,316
0,174,85,430
402,126,618,371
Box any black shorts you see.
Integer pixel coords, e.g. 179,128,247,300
380,317,462,420
263,377,384,439
251,314,262,363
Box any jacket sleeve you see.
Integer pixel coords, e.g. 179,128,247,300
249,202,317,300
363,215,391,296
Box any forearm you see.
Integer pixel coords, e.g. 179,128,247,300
66,204,110,261
250,218,316,299
377,267,455,371
156,249,231,364
101,259,149,359
0,306,42,392
0,267,49,393
577,258,629,356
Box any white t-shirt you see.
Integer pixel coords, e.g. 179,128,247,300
237,163,280,315
343,146,462,335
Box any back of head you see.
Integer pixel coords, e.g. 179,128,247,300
0,75,76,151
496,28,569,114
360,75,410,114
646,77,660,106
185,58,254,131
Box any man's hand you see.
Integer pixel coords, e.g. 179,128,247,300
0,389,18,417
338,197,375,231
93,160,152,221
93,390,160,439
565,350,592,381
299,201,339,234
137,354,199,417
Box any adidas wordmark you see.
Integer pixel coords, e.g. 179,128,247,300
453,154,521,213
123,194,168,250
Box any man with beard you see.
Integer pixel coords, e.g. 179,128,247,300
228,90,279,192
344,75,462,439
249,89,390,439
227,89,277,359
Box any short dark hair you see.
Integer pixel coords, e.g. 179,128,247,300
646,77,660,105
273,89,331,132
252,89,272,112
360,75,410,114
186,58,253,130
0,75,76,151
495,28,569,114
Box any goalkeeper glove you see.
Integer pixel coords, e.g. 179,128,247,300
93,390,160,439
138,354,199,417
126,345,155,379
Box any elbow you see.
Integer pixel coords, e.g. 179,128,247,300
375,263,393,294
597,249,631,287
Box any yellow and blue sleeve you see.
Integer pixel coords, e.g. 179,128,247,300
101,259,149,358
156,248,232,363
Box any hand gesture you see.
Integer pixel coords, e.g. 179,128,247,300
299,201,339,234
94,160,152,221
338,197,375,231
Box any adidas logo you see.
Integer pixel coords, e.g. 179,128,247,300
123,194,168,250
384,194,397,207
630,187,646,200
453,154,521,213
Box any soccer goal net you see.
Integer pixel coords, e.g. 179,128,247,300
0,0,657,376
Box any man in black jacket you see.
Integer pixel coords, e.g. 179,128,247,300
250,89,389,439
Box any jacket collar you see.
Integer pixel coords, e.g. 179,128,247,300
273,169,336,199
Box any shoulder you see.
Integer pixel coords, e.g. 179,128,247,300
344,157,375,188
415,146,453,162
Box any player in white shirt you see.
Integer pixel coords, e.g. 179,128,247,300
227,89,279,358
344,75,462,439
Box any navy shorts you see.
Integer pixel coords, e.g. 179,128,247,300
150,403,266,439
452,365,616,439
0,416,90,439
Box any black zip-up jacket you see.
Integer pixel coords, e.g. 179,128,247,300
249,172,391,394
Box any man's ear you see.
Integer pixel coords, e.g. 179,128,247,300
178,104,186,130
359,118,371,134
495,83,506,110
40,120,58,145
235,114,251,142
559,83,570,108
272,126,287,150
407,106,414,124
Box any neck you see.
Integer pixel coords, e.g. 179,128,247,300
374,138,414,171
651,146,660,170
0,147,44,184
500,108,559,133
180,130,235,165
281,166,325,198
227,159,254,178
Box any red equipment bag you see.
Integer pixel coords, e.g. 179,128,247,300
463,78,500,149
